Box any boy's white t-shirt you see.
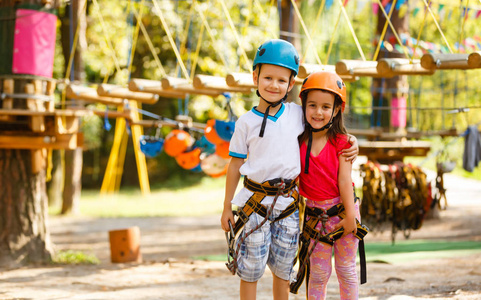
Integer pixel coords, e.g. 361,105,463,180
229,102,304,210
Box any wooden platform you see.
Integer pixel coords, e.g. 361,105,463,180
359,140,431,163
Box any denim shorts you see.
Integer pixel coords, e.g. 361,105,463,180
236,208,300,282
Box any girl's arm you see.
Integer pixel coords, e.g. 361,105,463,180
341,134,359,163
221,157,244,232
334,155,357,237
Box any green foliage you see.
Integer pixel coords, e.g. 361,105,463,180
52,250,100,265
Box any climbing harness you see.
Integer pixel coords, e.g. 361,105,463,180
360,161,428,244
290,191,369,294
225,177,300,275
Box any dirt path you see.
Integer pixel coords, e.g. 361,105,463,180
1,172,481,299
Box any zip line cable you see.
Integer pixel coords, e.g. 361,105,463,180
335,0,366,61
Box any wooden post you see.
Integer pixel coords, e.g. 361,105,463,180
377,59,435,77
0,79,14,121
468,51,481,68
97,83,159,104
335,60,383,77
45,80,56,111
420,53,472,70
128,78,186,99
193,74,253,93
26,83,45,132
226,72,255,88
299,63,359,82
66,84,125,106
161,76,222,97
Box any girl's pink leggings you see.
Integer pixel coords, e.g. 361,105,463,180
306,197,360,300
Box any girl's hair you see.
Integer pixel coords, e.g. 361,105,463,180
298,90,347,146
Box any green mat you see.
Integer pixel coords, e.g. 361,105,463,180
193,240,481,264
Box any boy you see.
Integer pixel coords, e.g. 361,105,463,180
221,39,357,299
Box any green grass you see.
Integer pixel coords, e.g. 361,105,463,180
49,176,226,217
52,250,100,265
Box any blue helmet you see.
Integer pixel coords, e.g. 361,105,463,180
252,39,300,76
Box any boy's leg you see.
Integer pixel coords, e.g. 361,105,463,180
272,273,289,300
240,280,258,300
267,210,300,299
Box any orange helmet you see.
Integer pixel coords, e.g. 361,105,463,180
175,148,201,169
204,119,224,145
164,129,193,157
215,141,230,159
299,71,347,112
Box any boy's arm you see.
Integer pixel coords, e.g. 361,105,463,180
334,157,357,237
221,157,244,232
341,134,359,163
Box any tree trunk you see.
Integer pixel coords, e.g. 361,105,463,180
372,1,409,135
60,0,86,214
46,149,64,207
0,149,53,267
279,0,300,103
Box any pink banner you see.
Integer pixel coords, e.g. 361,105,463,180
391,97,406,128
12,9,57,78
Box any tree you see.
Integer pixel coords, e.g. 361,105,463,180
0,0,61,266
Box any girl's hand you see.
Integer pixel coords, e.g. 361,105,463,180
221,208,235,232
341,134,359,163
334,216,357,238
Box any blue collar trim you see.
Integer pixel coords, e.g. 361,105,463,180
252,103,285,122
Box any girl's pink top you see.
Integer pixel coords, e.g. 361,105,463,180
299,134,350,202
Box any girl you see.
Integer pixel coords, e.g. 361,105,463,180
298,71,361,299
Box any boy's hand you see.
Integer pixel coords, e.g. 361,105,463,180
341,134,359,163
221,208,235,232
333,217,357,238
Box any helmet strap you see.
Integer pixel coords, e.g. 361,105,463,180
256,75,290,138
303,103,336,174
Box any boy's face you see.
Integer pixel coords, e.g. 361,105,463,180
252,64,295,103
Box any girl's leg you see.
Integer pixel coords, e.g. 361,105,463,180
333,202,361,300
308,240,332,300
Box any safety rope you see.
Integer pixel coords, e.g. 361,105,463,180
335,0,366,61
92,0,122,75
218,0,252,71
289,0,323,65
190,24,205,80
301,0,327,65
175,0,196,77
420,0,453,54
372,0,398,61
411,0,429,61
254,0,277,39
131,5,167,77
194,1,228,68
152,0,190,80
458,0,470,54
374,0,411,61
325,5,343,64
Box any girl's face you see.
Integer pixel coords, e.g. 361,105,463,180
305,90,340,130
253,64,294,103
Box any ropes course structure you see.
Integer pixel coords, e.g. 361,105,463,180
1,0,481,198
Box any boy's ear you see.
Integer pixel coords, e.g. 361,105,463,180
252,69,258,85
287,76,296,92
